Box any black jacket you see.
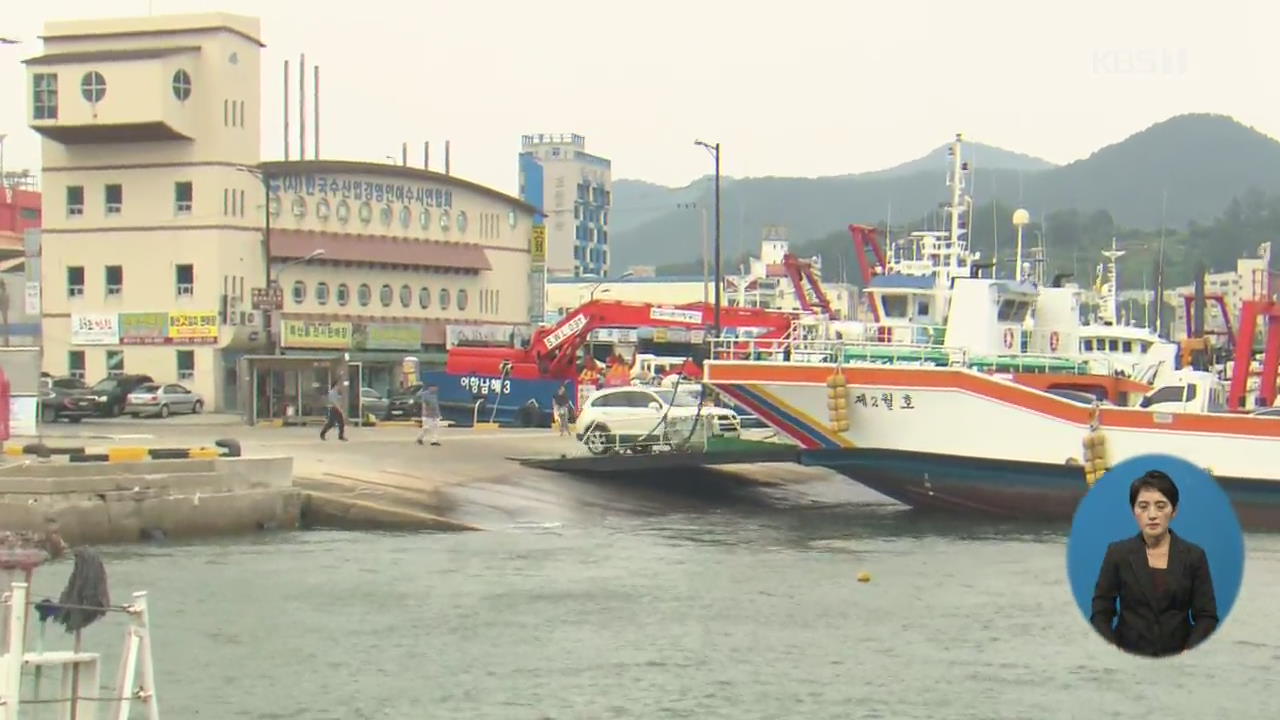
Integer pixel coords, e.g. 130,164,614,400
1090,530,1219,657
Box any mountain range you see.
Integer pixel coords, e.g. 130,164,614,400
609,114,1280,273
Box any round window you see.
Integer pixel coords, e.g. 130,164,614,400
507,209,518,228
358,202,373,224
456,211,468,233
399,284,411,308
316,198,331,220
399,206,411,229
80,71,107,103
456,288,469,311
419,209,431,230
438,288,451,310
380,204,393,226
291,280,306,305
379,284,393,307
268,194,282,218
418,286,431,309
336,283,350,306
439,209,451,232
358,283,372,306
335,200,350,224
315,282,330,305
171,69,192,101
291,195,306,218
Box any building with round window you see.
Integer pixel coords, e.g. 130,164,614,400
260,159,537,392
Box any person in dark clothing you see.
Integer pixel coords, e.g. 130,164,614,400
552,383,573,436
320,379,347,441
1090,470,1218,657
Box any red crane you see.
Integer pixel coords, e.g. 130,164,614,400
781,253,833,315
849,224,887,322
446,299,796,381
1227,270,1280,410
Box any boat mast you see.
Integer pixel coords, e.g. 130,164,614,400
1100,237,1125,326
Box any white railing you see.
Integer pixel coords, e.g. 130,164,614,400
576,413,730,456
708,336,1113,375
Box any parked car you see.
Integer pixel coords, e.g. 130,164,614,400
359,387,390,419
575,386,741,455
386,384,423,419
86,374,155,417
124,382,204,418
38,375,95,423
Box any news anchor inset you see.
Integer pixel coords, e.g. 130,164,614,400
1066,455,1245,659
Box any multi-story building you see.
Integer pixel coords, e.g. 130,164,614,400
260,159,536,394
25,11,541,413
518,133,611,278
26,12,266,409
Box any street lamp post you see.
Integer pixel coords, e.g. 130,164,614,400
694,140,721,338
588,270,634,302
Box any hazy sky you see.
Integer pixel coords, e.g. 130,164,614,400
3,0,1278,198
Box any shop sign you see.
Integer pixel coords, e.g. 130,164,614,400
119,312,169,345
168,312,219,343
358,322,422,351
282,320,352,349
70,314,118,345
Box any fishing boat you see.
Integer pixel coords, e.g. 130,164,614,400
703,266,1280,530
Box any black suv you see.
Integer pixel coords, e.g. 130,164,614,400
386,384,423,419
86,374,156,417
38,376,96,423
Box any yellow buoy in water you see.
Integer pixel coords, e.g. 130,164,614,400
856,571,871,583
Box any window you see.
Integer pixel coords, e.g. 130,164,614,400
399,206,411,229
67,351,86,381
80,71,106,103
494,289,499,314
315,282,329,305
223,99,229,126
231,100,238,127
439,288,451,310
33,73,58,120
174,182,193,214
419,209,430,230
175,264,194,296
177,350,195,382
379,284,393,307
238,101,245,128
239,190,245,217
399,284,411,308
67,266,84,298
316,198,331,220
456,211,468,233
292,281,306,305
380,204,392,226
105,265,122,297
66,185,84,217
172,69,192,101
456,288,468,311
106,350,125,377
418,286,431,309
336,283,350,306
508,209,517,228
105,184,122,215
439,210,451,231
358,283,371,306
336,200,350,224
223,188,229,216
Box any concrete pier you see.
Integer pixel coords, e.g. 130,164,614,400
0,455,300,545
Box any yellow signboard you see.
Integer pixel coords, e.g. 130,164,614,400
167,311,219,343
282,320,352,349
530,225,547,263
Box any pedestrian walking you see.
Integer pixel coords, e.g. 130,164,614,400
320,379,347,441
553,383,574,437
416,383,441,446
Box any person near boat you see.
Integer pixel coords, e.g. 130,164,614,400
1089,470,1219,657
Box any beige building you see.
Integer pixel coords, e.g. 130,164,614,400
26,12,539,412
261,159,536,394
27,13,267,411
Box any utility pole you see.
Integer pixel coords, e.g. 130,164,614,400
695,141,722,337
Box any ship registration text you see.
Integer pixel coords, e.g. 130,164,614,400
460,376,512,395
853,391,915,410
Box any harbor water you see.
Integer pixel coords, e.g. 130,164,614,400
21,476,1280,719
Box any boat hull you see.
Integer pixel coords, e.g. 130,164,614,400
706,361,1280,531
801,447,1280,532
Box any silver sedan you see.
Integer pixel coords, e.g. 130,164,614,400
125,383,205,418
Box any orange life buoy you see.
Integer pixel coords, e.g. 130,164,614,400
1049,331,1060,352
1003,328,1015,349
